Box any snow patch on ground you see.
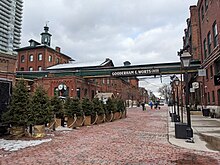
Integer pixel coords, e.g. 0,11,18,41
0,138,52,151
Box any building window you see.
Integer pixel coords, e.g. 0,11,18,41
210,65,213,78
212,91,215,103
206,68,209,80
213,21,218,48
21,55,25,63
48,55,52,62
38,53,43,61
54,88,59,96
20,67,24,71
207,32,211,55
203,38,207,59
205,0,208,11
201,6,204,20
84,88,88,97
38,66,42,71
29,54,34,62
29,67,33,71
56,58,60,64
76,88,80,99
207,92,210,104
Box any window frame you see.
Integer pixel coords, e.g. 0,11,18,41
203,38,207,59
201,6,204,20
38,66,42,71
210,65,213,78
212,21,218,48
207,32,211,55
29,54,34,62
48,55,52,62
29,67,33,71
21,55,25,63
38,53,43,61
212,90,215,103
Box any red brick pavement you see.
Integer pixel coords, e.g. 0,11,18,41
1,107,220,165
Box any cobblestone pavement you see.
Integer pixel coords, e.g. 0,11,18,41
1,107,220,165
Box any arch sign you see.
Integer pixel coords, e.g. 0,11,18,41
111,68,160,77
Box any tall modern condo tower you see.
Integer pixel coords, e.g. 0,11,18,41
0,0,23,54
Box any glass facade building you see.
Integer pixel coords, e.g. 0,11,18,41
0,0,23,54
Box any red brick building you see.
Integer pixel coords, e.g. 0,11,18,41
15,26,145,105
0,53,17,81
182,0,220,116
15,26,73,71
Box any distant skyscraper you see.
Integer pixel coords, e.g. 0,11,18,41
0,0,23,54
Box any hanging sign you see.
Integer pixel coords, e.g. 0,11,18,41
198,69,206,76
190,88,195,93
111,68,160,77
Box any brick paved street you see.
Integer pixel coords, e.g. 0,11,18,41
1,107,220,165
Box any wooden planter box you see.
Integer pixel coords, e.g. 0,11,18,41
106,113,113,122
48,118,61,128
84,116,91,126
67,116,84,128
122,110,127,118
96,114,105,124
113,112,120,120
33,125,45,138
10,126,25,137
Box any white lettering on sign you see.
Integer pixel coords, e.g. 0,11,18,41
111,69,160,76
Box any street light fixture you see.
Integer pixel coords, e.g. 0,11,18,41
174,77,180,122
180,51,193,141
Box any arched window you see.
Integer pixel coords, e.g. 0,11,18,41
29,54,33,62
48,55,52,62
38,53,43,61
21,55,25,63
29,67,33,71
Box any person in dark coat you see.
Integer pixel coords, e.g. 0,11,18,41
141,102,145,111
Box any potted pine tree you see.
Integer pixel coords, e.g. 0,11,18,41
105,98,115,122
81,98,93,126
29,86,52,138
2,80,30,137
66,98,84,128
50,96,64,129
92,98,105,124
116,98,126,119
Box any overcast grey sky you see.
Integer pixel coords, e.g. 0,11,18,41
20,0,197,96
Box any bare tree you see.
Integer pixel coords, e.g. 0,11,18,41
158,84,171,103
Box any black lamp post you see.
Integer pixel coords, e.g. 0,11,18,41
180,51,193,140
174,77,180,121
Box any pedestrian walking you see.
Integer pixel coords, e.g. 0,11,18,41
149,101,153,109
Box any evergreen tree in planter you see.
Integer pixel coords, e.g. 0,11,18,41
81,98,93,126
64,97,73,117
116,98,126,113
2,80,30,136
116,98,126,118
92,98,105,124
71,98,83,117
50,96,64,129
81,98,93,116
106,98,117,114
92,98,104,115
51,96,64,119
29,86,52,126
66,98,84,128
105,98,116,121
